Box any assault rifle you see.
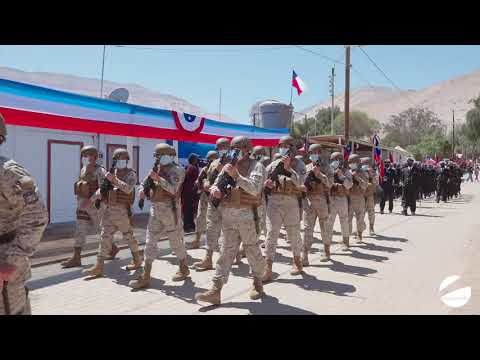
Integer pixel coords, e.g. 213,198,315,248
264,149,291,198
210,149,240,208
95,159,117,209
138,158,160,210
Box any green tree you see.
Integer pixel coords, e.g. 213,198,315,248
333,111,381,140
291,106,341,137
406,130,451,160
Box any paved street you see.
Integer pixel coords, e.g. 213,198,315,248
28,182,480,315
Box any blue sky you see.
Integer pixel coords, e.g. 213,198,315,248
0,45,479,122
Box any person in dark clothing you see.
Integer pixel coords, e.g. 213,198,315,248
380,159,396,214
181,153,200,232
401,157,419,216
436,161,449,203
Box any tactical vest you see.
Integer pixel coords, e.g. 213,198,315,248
307,180,329,198
149,166,180,203
107,170,135,206
74,167,99,199
222,159,262,208
365,175,376,197
350,172,366,196
271,159,302,197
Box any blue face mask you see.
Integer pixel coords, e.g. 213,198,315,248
218,149,228,157
361,165,369,172
159,155,172,166
116,160,127,169
310,154,320,163
331,160,340,170
279,147,289,157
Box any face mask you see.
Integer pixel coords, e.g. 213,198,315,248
218,149,228,157
279,148,289,157
349,163,358,170
159,155,172,166
361,165,369,171
116,160,127,169
331,160,340,170
82,157,90,167
255,155,263,161
309,154,320,163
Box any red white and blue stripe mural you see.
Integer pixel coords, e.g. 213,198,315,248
0,79,288,147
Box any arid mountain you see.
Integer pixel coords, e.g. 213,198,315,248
296,69,480,128
0,66,239,123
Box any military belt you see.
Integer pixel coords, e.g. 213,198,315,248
0,231,16,245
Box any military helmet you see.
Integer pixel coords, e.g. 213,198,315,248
360,157,372,165
206,150,218,161
330,151,343,161
0,113,6,144
154,143,176,157
278,135,295,147
216,137,230,150
81,145,98,157
113,148,130,160
231,136,252,151
348,154,361,164
308,144,323,153
252,145,266,156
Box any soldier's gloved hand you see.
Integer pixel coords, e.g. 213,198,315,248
210,186,222,199
224,164,238,178
90,193,102,203
139,190,146,200
149,170,161,182
105,172,114,182
282,156,291,170
264,179,274,189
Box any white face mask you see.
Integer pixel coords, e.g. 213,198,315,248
159,155,173,166
309,154,320,163
361,165,369,171
331,160,340,170
116,160,128,169
82,157,90,167
349,163,358,170
279,147,289,157
218,149,228,157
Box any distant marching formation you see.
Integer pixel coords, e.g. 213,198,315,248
0,112,471,314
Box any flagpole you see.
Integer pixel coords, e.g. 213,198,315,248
290,68,294,134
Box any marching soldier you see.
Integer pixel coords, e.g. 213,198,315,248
360,157,379,236
380,159,396,214
129,144,189,289
401,157,418,215
83,148,141,277
302,144,333,265
436,161,449,203
61,145,119,268
191,150,218,249
195,136,267,305
326,151,353,252
347,154,368,242
1,113,48,315
262,135,306,282
193,138,230,271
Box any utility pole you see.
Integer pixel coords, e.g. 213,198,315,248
329,66,335,135
344,46,351,144
452,109,455,159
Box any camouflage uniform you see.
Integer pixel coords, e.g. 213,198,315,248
0,157,48,315
348,155,368,241
195,136,266,304
363,166,379,235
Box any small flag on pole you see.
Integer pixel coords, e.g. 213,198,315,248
372,134,384,180
292,70,306,96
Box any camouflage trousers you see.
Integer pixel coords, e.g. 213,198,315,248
258,196,267,237
0,254,32,315
327,195,350,239
364,195,375,228
195,192,209,235
206,202,222,251
303,195,330,250
99,205,139,258
213,207,266,284
74,201,108,248
348,195,366,234
265,194,302,260
144,201,187,262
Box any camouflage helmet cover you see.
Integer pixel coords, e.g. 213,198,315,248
252,145,266,156
231,136,252,151
330,151,343,161
216,137,230,150
80,145,98,157
154,143,176,157
113,148,130,160
278,135,295,147
348,154,361,164
206,150,218,160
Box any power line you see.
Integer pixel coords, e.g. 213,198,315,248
293,45,345,65
111,45,297,54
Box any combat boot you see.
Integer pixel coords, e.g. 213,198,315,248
320,244,331,262
61,247,82,268
193,250,214,271
357,231,363,243
190,233,201,249
234,252,242,265
195,278,223,305
262,259,273,283
369,225,376,236
341,237,350,251
302,248,309,267
172,258,190,282
239,246,246,259
105,243,120,260
290,256,303,275
249,277,265,300
126,251,142,271
129,261,152,289
82,256,104,277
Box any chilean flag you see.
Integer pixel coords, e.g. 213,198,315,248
372,134,384,180
292,70,306,96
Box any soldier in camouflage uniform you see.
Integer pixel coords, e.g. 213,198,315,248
327,151,353,252
61,145,119,268
360,157,379,236
129,144,189,289
262,136,306,282
193,138,230,271
0,113,48,315
195,136,267,305
347,154,368,242
191,150,218,249
301,144,333,265
83,148,141,277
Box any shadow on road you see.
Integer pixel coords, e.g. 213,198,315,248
374,234,408,243
334,249,389,262
312,259,378,277
274,273,357,297
354,241,403,254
